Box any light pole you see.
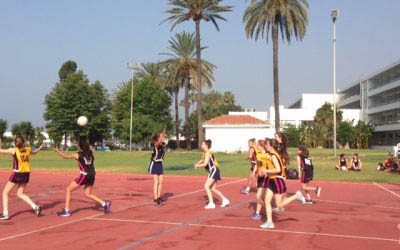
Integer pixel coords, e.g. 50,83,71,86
331,9,339,158
127,63,141,152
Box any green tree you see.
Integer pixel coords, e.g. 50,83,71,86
12,121,35,145
58,60,77,81
243,0,309,132
112,77,173,147
314,102,343,148
160,31,216,150
0,119,7,146
283,124,300,147
163,0,233,148
34,127,46,147
44,61,111,147
338,121,355,148
354,121,374,149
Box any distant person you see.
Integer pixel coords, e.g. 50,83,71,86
149,131,166,206
336,154,349,171
0,136,43,220
297,145,321,204
384,154,398,172
53,139,111,217
195,139,230,209
376,163,385,171
241,138,258,195
350,154,362,171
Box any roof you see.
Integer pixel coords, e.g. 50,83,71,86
203,115,268,127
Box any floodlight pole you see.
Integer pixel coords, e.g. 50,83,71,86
127,63,141,152
332,9,339,158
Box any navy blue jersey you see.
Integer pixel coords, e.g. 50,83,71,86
151,145,165,162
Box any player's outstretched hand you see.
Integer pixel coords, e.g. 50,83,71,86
52,147,60,152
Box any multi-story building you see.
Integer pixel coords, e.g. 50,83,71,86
337,59,400,147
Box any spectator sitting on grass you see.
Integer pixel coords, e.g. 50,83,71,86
335,154,349,171
350,154,362,171
383,154,399,172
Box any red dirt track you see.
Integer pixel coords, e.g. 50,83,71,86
0,171,398,250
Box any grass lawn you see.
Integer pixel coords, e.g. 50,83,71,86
0,148,398,184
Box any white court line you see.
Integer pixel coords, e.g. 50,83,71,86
87,217,398,243
373,182,400,199
0,178,246,242
314,198,400,210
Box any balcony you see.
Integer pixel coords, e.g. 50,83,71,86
368,79,400,97
337,94,360,108
368,102,400,114
374,124,400,132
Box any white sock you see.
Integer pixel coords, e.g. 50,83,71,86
65,208,70,212
3,210,8,216
31,204,37,210
102,202,106,207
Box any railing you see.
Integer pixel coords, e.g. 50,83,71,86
368,74,400,91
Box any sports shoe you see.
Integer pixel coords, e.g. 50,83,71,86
0,214,10,220
316,187,322,197
251,213,261,221
296,191,306,205
221,198,230,208
204,202,216,209
153,199,162,206
104,200,112,214
305,199,315,204
158,197,165,205
57,209,71,217
34,206,42,217
272,207,285,212
240,188,250,195
260,221,275,229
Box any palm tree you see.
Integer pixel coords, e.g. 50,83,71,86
163,0,233,148
160,31,216,150
243,0,309,132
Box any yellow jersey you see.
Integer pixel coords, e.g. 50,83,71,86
202,150,219,171
256,151,270,176
13,147,32,173
268,152,286,179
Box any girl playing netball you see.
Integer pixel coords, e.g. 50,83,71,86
53,139,111,217
149,131,166,206
195,140,230,209
241,138,257,195
260,139,305,229
297,145,321,204
251,140,269,221
0,136,43,220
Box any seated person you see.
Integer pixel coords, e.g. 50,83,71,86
384,155,395,171
335,154,349,171
377,163,385,171
350,154,362,171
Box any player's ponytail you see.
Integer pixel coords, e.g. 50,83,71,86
275,132,290,165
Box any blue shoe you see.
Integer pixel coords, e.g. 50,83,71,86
251,213,261,221
57,209,71,217
104,200,111,214
240,188,250,195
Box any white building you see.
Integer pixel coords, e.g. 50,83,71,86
203,94,361,152
337,59,400,147
203,115,273,153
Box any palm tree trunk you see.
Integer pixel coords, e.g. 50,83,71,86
195,19,204,149
184,77,191,150
174,87,180,149
272,22,280,132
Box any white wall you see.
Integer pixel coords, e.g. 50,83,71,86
205,126,274,153
342,109,361,125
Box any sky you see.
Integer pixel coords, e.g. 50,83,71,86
0,0,399,128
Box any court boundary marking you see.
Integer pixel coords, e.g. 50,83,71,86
373,182,400,199
314,198,400,210
0,178,246,242
88,217,398,243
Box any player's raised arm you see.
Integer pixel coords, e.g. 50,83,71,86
0,148,15,155
31,145,45,155
52,147,79,160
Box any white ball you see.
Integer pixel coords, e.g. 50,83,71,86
341,166,347,171
77,116,88,127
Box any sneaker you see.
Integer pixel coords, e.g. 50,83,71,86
305,199,315,204
153,199,161,206
316,187,322,197
251,213,261,221
0,214,10,220
34,206,42,217
240,188,250,195
296,191,306,205
158,198,165,204
204,202,216,209
104,200,112,214
272,207,285,212
57,209,71,217
221,199,230,208
260,221,275,229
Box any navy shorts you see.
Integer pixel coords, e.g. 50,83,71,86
75,174,95,186
149,161,164,176
268,178,287,194
257,176,268,188
9,172,30,184
301,169,313,184
208,167,221,181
